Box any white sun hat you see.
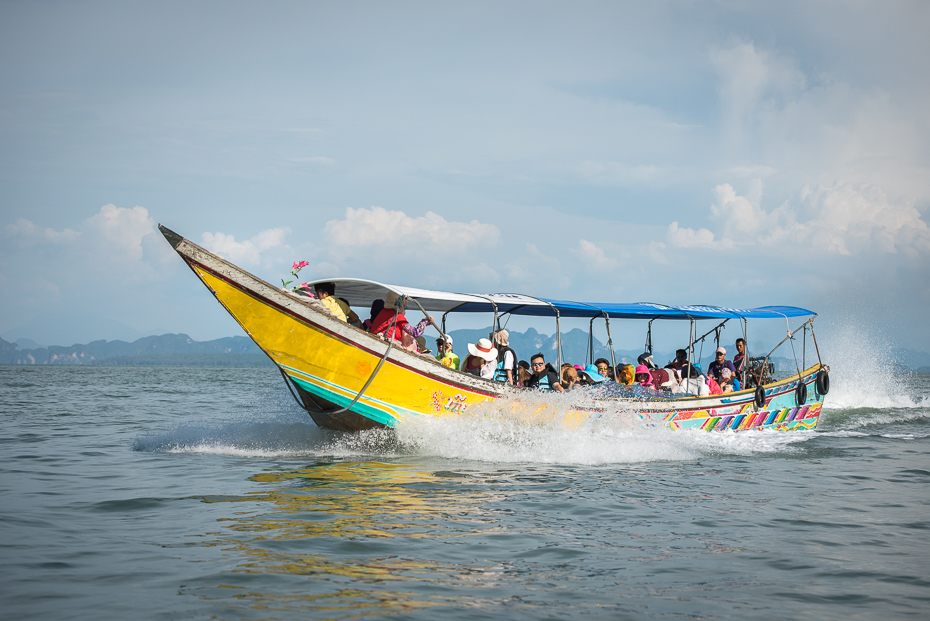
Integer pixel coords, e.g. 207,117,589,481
467,338,498,362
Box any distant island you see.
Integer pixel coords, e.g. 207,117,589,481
0,334,271,367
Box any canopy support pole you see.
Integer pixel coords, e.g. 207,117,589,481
742,317,749,388
645,319,655,355
801,326,807,369
604,314,617,373
519,294,565,370
588,317,596,365
810,318,823,367
408,295,447,341
686,319,695,393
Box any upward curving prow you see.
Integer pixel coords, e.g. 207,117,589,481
158,224,184,250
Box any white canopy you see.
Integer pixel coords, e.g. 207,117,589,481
304,278,550,315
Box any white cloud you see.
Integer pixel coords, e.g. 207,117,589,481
709,181,793,239
201,227,291,266
666,221,724,249
324,207,499,251
684,181,930,256
576,239,619,271
800,183,930,256
85,204,156,260
4,218,80,246
4,204,167,266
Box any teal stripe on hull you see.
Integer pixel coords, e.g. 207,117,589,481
289,376,400,427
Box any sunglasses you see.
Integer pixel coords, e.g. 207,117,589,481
531,362,545,368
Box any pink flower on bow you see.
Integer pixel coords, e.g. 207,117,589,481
292,260,310,271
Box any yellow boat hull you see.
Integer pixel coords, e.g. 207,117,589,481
159,225,826,433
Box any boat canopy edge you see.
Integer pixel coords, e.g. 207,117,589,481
302,277,815,320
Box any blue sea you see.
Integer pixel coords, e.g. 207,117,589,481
1,363,928,620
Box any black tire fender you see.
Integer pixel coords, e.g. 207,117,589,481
796,381,808,406
816,369,830,395
754,386,766,408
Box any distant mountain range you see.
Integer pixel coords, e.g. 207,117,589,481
2,331,928,372
0,330,709,369
0,334,268,366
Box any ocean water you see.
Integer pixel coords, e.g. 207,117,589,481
1,364,928,620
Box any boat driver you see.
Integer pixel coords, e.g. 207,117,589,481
706,347,737,385
524,353,565,392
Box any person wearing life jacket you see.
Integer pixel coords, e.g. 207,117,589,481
525,353,564,392
492,329,517,385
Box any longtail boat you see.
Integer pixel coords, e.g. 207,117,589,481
159,225,830,433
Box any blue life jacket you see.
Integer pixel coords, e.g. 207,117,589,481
535,370,553,390
493,347,517,382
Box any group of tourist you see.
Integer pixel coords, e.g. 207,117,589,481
311,283,754,396
437,330,754,397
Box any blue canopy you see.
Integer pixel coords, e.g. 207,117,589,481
529,300,815,320
305,278,815,321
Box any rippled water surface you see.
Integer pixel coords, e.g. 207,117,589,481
2,365,929,620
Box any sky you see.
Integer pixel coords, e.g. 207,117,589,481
1,1,929,355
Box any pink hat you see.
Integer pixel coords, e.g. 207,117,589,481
716,346,726,355
574,364,584,370
634,365,654,386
